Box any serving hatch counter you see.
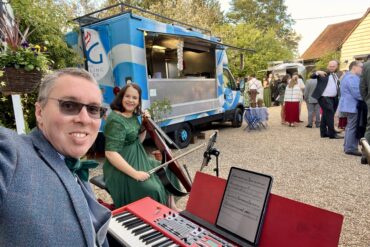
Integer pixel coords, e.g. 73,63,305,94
148,78,219,119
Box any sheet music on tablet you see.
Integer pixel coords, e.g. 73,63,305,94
216,167,273,246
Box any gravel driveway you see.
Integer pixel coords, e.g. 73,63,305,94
90,104,370,247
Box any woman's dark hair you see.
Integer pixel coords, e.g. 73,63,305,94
281,74,291,84
110,83,142,115
292,72,303,79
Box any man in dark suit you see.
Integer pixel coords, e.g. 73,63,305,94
0,68,111,246
311,60,343,139
360,55,370,164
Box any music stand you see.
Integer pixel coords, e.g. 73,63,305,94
200,131,220,177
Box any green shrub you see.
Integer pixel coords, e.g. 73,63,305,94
147,98,172,123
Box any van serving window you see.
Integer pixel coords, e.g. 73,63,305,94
144,32,218,79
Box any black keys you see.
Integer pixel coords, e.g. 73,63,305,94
126,220,146,230
133,225,152,236
116,213,136,223
145,233,165,244
137,227,175,246
152,238,173,247
122,218,142,228
161,240,176,247
142,232,162,243
112,211,130,218
139,230,158,240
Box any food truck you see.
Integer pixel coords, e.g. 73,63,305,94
66,3,246,148
267,60,306,79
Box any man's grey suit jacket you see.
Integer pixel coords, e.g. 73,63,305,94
0,127,111,246
304,79,319,104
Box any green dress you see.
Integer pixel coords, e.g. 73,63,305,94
244,81,250,107
263,87,271,107
103,111,179,207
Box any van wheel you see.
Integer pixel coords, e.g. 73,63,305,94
173,123,192,148
232,108,243,128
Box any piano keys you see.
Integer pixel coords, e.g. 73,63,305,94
108,197,236,247
109,211,178,247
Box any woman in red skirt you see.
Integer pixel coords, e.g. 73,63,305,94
284,74,303,127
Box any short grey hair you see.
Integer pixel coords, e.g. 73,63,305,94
37,68,98,106
349,60,362,70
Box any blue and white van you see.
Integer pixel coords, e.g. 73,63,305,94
66,3,245,148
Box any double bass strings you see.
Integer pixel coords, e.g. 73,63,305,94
148,142,207,175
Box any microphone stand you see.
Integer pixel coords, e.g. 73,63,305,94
202,147,220,177
182,164,193,184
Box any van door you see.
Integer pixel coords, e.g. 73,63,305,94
222,68,238,110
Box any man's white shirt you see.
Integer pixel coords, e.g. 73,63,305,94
322,73,338,97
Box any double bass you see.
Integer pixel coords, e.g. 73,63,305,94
142,117,193,197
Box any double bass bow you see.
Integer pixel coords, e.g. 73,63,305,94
142,116,195,197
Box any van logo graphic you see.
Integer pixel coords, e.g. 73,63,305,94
85,31,103,64
83,28,109,81
86,42,103,64
84,32,91,46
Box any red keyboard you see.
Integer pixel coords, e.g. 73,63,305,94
108,197,237,247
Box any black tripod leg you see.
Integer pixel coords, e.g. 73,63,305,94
183,164,192,184
214,155,219,177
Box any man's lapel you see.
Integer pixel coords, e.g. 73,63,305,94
29,128,94,246
330,72,341,96
335,72,341,88
320,73,330,89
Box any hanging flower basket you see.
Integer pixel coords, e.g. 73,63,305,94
0,16,51,96
0,67,43,95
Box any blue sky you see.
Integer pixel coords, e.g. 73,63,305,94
219,0,370,56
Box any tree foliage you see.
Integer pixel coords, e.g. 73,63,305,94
228,0,292,30
314,51,341,71
65,0,98,17
227,0,300,54
103,0,161,9
99,0,224,31
1,0,83,129
10,0,82,69
147,0,223,31
214,23,293,78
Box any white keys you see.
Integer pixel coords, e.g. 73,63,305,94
109,214,146,246
108,211,176,247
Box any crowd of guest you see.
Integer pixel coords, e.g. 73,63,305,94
242,73,282,109
240,57,370,164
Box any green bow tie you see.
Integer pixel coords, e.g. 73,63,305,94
64,157,99,182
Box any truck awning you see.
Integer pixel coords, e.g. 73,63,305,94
140,29,255,53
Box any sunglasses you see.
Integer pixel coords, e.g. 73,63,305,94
48,97,107,119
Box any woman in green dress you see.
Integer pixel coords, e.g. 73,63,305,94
103,83,180,210
243,76,250,107
263,74,272,107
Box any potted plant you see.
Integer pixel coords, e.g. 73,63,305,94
147,98,172,161
147,98,172,124
0,16,51,95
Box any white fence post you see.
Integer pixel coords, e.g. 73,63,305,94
11,94,25,134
